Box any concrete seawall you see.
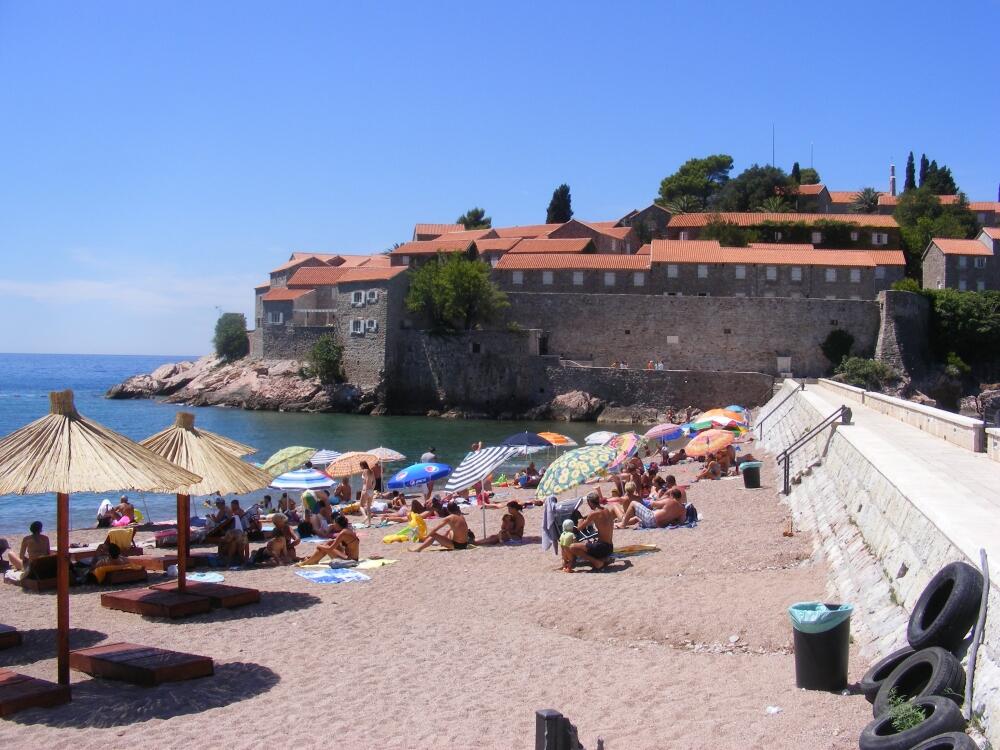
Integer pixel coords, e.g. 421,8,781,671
757,381,999,745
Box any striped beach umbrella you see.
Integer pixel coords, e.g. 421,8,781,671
534,445,618,498
310,449,342,465
444,446,522,493
643,423,684,441
269,468,335,491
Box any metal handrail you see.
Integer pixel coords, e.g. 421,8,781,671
756,379,806,438
776,405,852,494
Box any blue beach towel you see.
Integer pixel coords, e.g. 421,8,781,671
295,568,371,584
188,571,225,583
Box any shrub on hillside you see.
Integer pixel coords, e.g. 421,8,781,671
891,277,922,293
308,334,345,384
835,357,898,391
213,313,248,362
820,328,855,370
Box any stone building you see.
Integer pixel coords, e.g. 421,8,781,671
664,211,900,248
921,232,998,291
388,238,476,267
619,204,672,241
412,223,463,241
791,183,832,213
546,219,638,254
494,252,652,295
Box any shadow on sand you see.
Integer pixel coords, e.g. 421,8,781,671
0,627,107,669
150,590,322,625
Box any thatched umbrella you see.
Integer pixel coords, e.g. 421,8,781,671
144,417,257,459
140,412,271,592
0,390,200,685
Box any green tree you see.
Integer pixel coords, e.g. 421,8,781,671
656,154,734,210
456,207,491,229
308,334,345,384
713,164,790,212
894,188,979,274
835,357,898,390
891,277,922,293
546,184,573,223
821,329,855,370
754,196,792,213
799,167,821,185
918,154,929,186
922,160,958,194
406,255,509,331
700,216,749,246
790,161,801,184
661,194,703,214
851,187,881,214
904,152,916,192
213,313,248,362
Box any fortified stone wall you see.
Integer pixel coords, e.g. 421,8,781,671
874,290,931,378
504,293,880,376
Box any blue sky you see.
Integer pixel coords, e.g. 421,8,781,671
1,0,997,355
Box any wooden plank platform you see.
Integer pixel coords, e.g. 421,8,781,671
4,575,57,592
137,553,214,572
69,642,213,686
150,580,260,609
99,568,148,586
101,588,212,618
0,625,22,650
0,670,71,716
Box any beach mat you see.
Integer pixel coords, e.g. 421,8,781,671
294,569,371,584
357,559,397,570
613,544,660,557
187,571,225,583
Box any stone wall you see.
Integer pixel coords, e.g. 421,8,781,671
504,292,880,376
874,290,931,378
248,328,263,360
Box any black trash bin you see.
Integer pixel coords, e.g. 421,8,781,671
789,602,853,691
741,461,762,489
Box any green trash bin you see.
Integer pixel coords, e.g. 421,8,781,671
740,461,763,489
788,602,853,691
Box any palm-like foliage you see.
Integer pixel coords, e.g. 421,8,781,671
754,196,792,213
851,187,881,214
661,194,703,214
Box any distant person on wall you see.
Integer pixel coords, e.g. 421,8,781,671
656,359,665,370
646,360,654,370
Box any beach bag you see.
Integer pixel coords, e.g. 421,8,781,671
297,521,315,538
685,504,698,525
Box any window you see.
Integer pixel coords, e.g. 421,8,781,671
977,280,986,291
959,280,967,291
266,311,284,324
666,335,679,345
825,268,837,283
399,255,410,265
471,342,482,354
723,328,731,334
572,271,584,286
958,256,968,268
350,319,364,335
791,266,803,282
850,269,861,283
774,231,783,241
365,318,378,332
512,271,523,285
875,266,886,279
679,231,690,241
542,271,553,285
611,240,619,253
829,319,839,325
366,289,379,303
604,272,616,286
811,231,822,244
489,256,499,267
978,213,988,224
697,292,709,297
351,290,365,306
850,231,859,242
975,257,987,269
667,264,678,278
766,266,777,281
872,232,888,246
697,264,708,278
734,265,746,279
633,272,645,287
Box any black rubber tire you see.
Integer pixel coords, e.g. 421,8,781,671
872,647,965,718
908,561,983,653
859,696,967,750
909,732,979,750
859,646,916,703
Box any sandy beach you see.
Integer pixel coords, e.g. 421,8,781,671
0,454,871,749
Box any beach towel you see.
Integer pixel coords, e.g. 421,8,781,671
91,562,145,584
188,571,225,583
297,536,329,544
612,544,660,557
295,568,371,584
357,558,397,570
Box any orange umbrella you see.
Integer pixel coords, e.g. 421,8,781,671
537,432,578,447
685,429,735,457
702,408,747,423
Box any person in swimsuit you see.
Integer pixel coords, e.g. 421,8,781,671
412,502,470,551
696,453,722,481
616,488,686,529
477,501,526,545
297,515,360,565
7,521,51,575
271,513,300,560
359,461,375,527
372,461,383,494
563,494,615,571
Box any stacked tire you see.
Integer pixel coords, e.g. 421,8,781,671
858,561,983,750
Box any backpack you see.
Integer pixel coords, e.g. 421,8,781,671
684,504,699,526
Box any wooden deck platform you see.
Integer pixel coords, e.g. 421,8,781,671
69,642,213,686
150,580,261,609
137,553,214,572
101,587,212,618
0,625,22,650
0,670,71,716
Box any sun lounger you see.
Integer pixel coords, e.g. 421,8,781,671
0,625,22,650
69,642,213,685
3,554,58,591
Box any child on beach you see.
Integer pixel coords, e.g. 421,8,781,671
559,519,576,572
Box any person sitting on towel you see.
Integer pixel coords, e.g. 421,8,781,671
297,515,359,565
333,476,352,505
664,474,688,504
412,501,471,552
617,488,686,529
696,453,722,481
477,501,526,545
7,521,51,575
89,542,129,574
562,493,615,571
271,513,300,560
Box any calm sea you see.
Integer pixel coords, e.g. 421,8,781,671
0,353,627,535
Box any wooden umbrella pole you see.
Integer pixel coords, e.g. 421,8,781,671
56,491,70,685
177,494,190,592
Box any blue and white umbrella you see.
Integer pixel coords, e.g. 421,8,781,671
269,468,335,491
310,449,342,465
501,432,553,448
386,462,452,490
444,446,522,493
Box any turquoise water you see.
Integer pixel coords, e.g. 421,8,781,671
0,353,629,534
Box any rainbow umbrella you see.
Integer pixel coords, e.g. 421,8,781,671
537,432,578,447
644,423,684,441
534,445,618,498
685,429,735,458
608,431,645,470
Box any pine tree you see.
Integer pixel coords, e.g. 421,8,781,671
546,184,573,223
904,152,916,192
790,162,801,185
919,154,929,186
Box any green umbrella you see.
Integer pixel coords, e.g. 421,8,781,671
535,445,618,499
261,446,316,477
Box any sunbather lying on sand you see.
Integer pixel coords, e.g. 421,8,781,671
297,515,359,565
616,489,686,529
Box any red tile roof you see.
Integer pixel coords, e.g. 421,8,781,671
509,238,594,254
254,282,271,291
438,228,498,240
390,239,475,256
878,194,961,207
667,212,898,228
969,202,1000,212
262,287,314,301
586,223,633,239
931,238,994,257
828,191,861,204
495,253,650,271
413,223,464,238
585,220,621,228
795,184,827,195
270,254,329,274
636,244,651,256
336,266,407,283
362,254,392,267
650,240,876,267
493,223,561,239
748,243,816,251
475,238,521,252
982,227,1000,240
287,267,348,287
866,250,907,266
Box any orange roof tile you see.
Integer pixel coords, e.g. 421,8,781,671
585,220,621,228
334,255,377,267
509,238,594,254
587,223,633,239
254,282,271,291
969,202,1000,212
668,212,898,228
796,184,827,195
866,250,907,266
262,287,314,301
439,228,498,240
931,238,994,257
650,240,876,267
495,253,650,271
636,244,651,256
362,254,392,267
493,223,561,239
390,239,474,256
982,227,1000,240
748,243,816,251
475,238,521,253
878,194,961,207
413,223,464,238
270,254,329,274
828,191,861,204
287,266,348,287
336,266,407,283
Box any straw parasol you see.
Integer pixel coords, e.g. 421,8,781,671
143,417,256,458
324,451,379,477
140,412,271,592
0,390,200,686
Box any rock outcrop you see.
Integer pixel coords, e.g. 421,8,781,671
107,356,372,413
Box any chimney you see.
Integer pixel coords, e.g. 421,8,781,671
889,163,897,197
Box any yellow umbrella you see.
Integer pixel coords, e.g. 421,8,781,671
325,451,379,477
0,390,200,686
685,429,735,458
